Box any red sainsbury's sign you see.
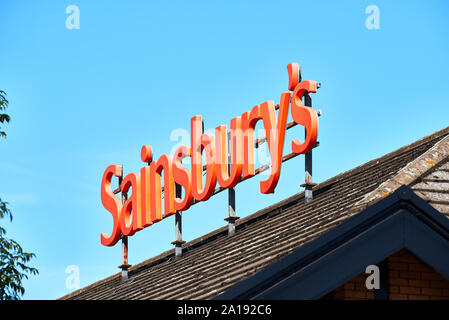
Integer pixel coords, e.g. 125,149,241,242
100,63,319,246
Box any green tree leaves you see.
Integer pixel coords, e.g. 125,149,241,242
0,90,10,139
0,212,38,300
0,90,38,300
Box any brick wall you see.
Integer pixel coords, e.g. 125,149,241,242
332,273,375,300
325,249,449,300
388,249,449,300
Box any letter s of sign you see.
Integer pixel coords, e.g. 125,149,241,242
173,145,193,212
100,165,123,246
289,69,319,154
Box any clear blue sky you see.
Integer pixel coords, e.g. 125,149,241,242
0,0,448,299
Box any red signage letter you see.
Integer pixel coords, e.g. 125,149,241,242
173,145,193,211
291,80,319,154
150,154,175,223
215,116,243,189
191,115,217,201
100,165,123,247
259,93,290,194
120,172,142,236
241,105,262,179
140,145,153,227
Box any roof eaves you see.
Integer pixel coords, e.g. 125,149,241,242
214,185,449,300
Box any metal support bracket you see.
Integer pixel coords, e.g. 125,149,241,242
225,130,239,236
171,180,186,258
118,235,131,281
303,92,317,203
224,188,239,236
117,166,131,281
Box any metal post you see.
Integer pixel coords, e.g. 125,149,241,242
120,235,130,281
301,93,317,203
224,130,239,235
118,167,131,281
172,183,185,258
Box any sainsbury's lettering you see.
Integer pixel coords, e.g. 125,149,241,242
100,63,319,246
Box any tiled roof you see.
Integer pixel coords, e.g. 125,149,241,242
61,126,449,300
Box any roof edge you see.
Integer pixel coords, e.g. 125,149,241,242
352,133,449,213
